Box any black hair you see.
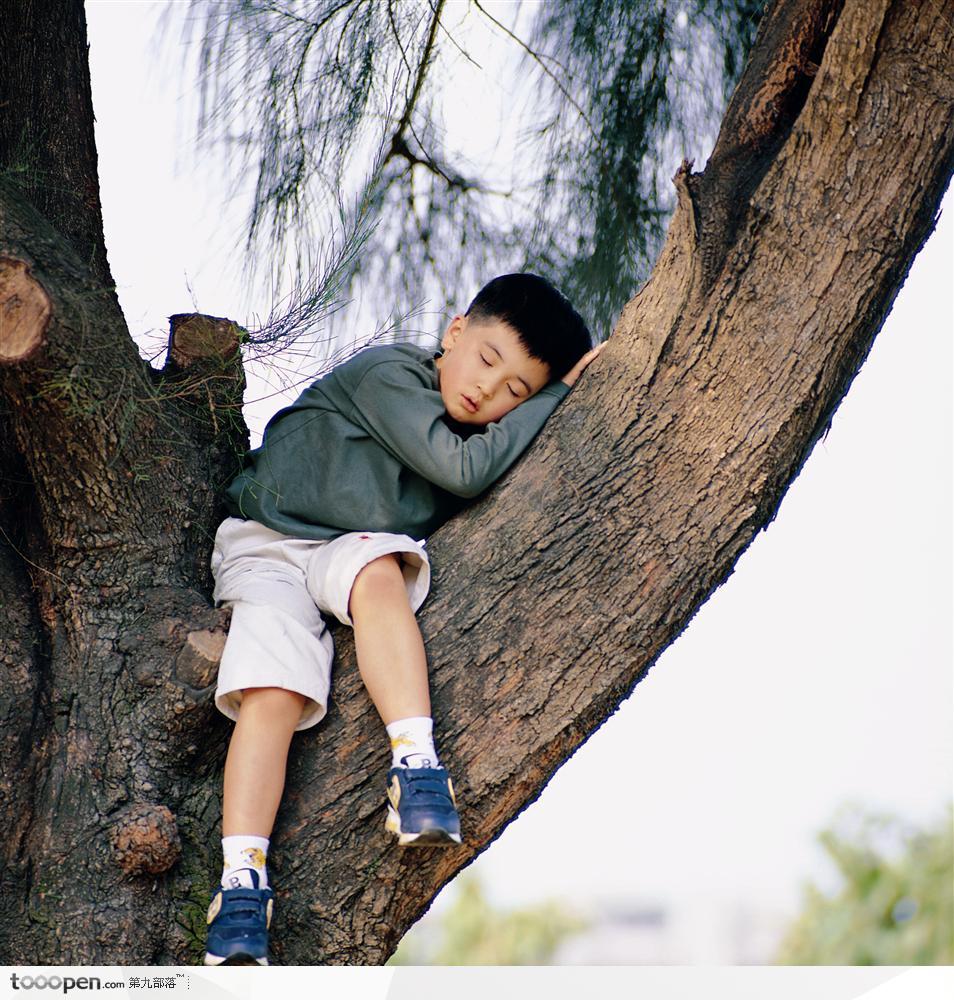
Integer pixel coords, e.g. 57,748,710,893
464,273,592,381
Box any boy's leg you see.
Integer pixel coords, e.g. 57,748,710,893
223,686,307,837
207,519,335,964
349,553,430,724
205,687,305,966
349,554,460,845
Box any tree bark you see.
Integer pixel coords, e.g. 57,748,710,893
0,0,116,294
0,0,951,965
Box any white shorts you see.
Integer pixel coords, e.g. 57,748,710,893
210,516,430,730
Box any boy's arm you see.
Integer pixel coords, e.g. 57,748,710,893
350,343,607,498
349,359,570,498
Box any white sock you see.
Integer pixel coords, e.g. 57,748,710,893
386,716,440,769
221,835,270,890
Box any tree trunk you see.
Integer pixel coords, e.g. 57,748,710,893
0,0,115,293
0,0,951,964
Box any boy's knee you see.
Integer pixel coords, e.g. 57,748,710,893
349,554,405,615
237,686,307,722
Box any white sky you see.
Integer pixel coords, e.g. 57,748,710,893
86,2,952,929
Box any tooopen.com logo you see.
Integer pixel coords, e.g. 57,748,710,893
9,974,122,994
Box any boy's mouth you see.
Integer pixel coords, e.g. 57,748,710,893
461,393,479,413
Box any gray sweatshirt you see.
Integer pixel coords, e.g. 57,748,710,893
224,343,570,540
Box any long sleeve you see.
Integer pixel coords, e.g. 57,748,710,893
348,356,570,498
223,343,571,541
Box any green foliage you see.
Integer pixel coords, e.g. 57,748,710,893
388,875,586,965
171,1,765,347
519,0,764,337
776,806,953,965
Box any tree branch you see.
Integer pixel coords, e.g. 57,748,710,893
393,0,446,141
689,0,845,289
0,182,248,594
260,0,954,962
472,0,595,137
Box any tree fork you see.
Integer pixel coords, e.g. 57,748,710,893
0,186,165,579
264,0,952,962
0,191,247,591
0,0,951,967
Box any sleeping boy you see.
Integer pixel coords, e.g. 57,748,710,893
203,273,602,964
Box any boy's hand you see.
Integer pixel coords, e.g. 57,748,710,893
561,341,608,388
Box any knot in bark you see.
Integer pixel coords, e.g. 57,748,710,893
168,313,244,369
175,627,226,690
111,803,181,876
0,256,51,363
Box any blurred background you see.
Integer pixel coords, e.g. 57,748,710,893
86,1,952,964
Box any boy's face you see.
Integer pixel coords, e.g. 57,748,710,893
435,314,551,426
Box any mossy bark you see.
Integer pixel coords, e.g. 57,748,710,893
0,0,951,964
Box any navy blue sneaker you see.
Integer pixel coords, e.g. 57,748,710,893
385,766,462,846
204,871,274,966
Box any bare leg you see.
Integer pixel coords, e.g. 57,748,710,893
350,557,459,845
349,554,430,725
222,686,306,837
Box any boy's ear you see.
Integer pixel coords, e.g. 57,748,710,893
440,314,467,352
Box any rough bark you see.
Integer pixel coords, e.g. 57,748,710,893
0,0,951,965
0,0,115,293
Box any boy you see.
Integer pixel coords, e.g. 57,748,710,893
204,273,602,965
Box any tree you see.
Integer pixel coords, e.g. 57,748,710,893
1,0,951,965
777,807,953,964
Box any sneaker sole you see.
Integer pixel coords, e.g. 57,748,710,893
204,951,268,967
386,806,462,847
